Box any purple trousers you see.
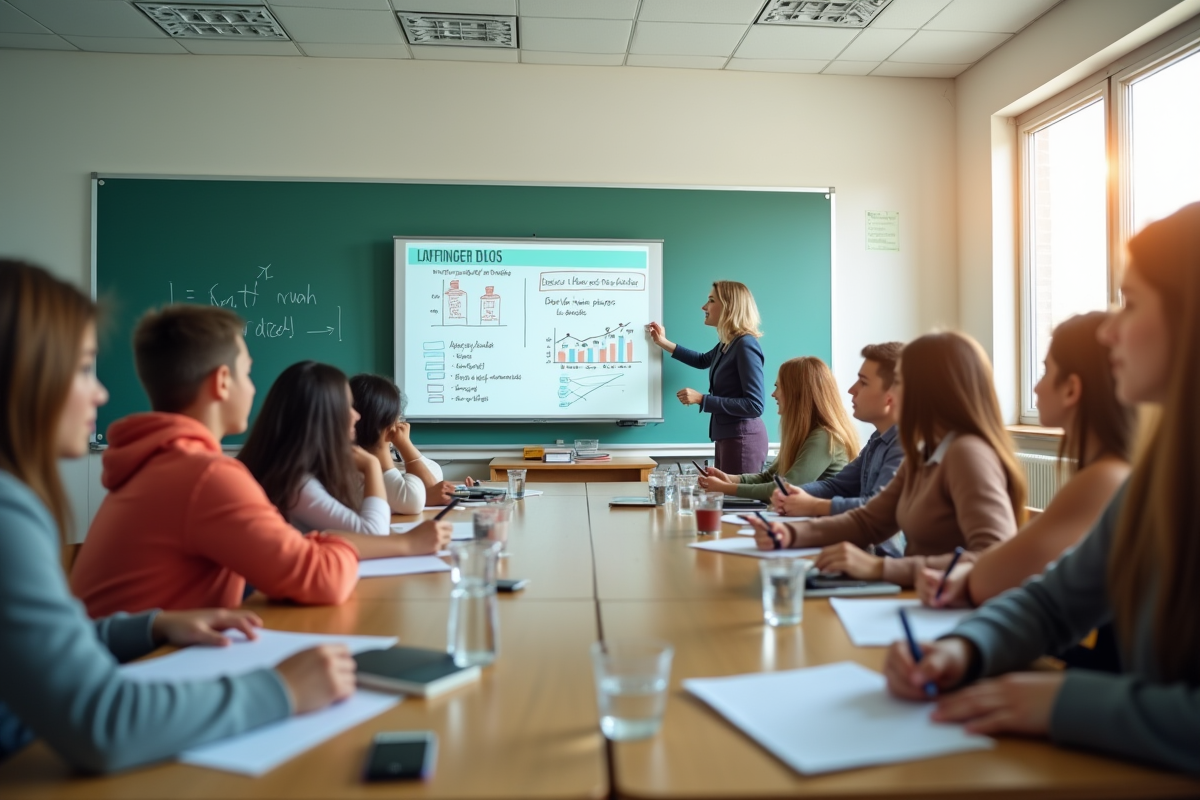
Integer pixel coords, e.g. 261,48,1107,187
713,417,769,474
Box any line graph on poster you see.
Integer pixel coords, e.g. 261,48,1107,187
557,373,626,407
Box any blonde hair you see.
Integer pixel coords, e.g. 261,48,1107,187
712,281,762,345
776,357,860,475
898,331,1027,526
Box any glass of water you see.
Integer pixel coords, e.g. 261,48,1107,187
484,496,514,557
590,639,673,741
507,468,527,500
447,540,502,667
760,557,811,627
648,471,670,505
675,475,699,516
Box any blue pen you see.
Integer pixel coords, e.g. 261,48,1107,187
751,511,781,550
899,608,937,699
935,546,966,600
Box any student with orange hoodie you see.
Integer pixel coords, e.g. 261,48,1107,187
71,305,451,617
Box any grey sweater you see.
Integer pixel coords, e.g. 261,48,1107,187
950,486,1200,774
0,470,292,773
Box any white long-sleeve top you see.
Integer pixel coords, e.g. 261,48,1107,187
384,456,444,515
286,475,391,536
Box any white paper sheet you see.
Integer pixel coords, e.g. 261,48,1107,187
829,598,974,647
684,662,992,775
720,512,810,525
688,537,820,559
357,554,452,578
120,629,401,776
391,520,474,540
425,489,544,511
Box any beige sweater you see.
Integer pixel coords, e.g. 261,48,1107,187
783,433,1018,586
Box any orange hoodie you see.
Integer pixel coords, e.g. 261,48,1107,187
71,413,360,616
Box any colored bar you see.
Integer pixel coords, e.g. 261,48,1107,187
599,350,607,363
609,343,616,361
568,349,575,361
577,351,586,363
557,351,566,363
626,342,634,362
618,337,625,362
587,349,594,363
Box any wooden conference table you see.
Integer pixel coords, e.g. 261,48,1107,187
3,482,1198,800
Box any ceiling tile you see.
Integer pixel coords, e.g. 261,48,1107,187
518,0,636,20
0,31,76,49
61,35,187,53
888,29,1007,63
637,0,766,25
0,1,49,34
869,0,952,29
411,44,518,61
726,58,827,73
395,0,516,13
270,7,402,44
179,39,301,55
735,25,856,60
629,21,746,57
520,17,631,53
626,53,727,69
924,0,1059,33
836,28,913,61
7,0,165,37
873,60,968,77
269,0,390,8
520,50,624,65
821,60,880,75
300,42,412,57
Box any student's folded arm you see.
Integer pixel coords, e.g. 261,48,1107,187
383,468,426,515
0,488,290,774
670,343,717,370
293,477,390,536
186,461,359,606
788,467,906,549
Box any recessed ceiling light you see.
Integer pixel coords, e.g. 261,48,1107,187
756,0,894,28
134,4,289,39
396,12,517,49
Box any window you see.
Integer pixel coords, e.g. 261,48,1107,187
1018,28,1200,424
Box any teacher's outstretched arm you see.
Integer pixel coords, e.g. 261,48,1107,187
645,321,677,354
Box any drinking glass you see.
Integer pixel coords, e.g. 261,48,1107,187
507,469,527,500
574,438,599,455
484,496,514,557
648,471,670,505
590,639,673,741
760,558,811,627
447,540,501,667
675,475,699,516
472,506,499,540
695,492,724,534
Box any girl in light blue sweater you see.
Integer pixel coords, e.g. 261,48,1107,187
0,260,355,772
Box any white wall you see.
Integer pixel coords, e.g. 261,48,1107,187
954,0,1198,421
0,50,958,530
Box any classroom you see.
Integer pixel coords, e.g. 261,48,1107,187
2,0,1200,797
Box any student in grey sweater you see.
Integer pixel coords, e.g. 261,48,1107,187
882,203,1200,775
0,259,355,772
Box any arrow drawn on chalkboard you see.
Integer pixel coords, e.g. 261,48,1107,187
307,326,335,335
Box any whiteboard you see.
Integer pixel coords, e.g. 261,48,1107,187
394,237,664,423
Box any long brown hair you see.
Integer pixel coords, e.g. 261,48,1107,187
238,360,359,516
1046,312,1134,471
712,281,762,345
775,357,859,474
1109,202,1200,682
0,260,96,540
898,331,1027,525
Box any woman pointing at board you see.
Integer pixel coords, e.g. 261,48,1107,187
646,281,767,473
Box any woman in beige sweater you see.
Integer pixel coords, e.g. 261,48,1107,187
747,331,1026,587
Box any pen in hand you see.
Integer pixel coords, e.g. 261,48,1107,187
772,474,788,496
691,460,707,475
751,511,781,550
433,498,461,520
935,546,966,600
898,608,937,699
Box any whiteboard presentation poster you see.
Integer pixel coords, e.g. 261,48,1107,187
394,238,663,422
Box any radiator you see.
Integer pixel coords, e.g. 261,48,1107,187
1017,453,1065,511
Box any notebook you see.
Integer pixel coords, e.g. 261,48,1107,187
353,646,481,698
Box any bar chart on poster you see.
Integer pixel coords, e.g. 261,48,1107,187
395,238,664,422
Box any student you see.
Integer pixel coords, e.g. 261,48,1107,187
646,281,766,473
350,373,448,515
771,342,906,557
0,260,355,772
746,331,1024,587
238,361,390,535
917,312,1133,608
884,203,1200,775
71,305,451,616
697,356,855,500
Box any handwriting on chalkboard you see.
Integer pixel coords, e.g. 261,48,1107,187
168,263,341,343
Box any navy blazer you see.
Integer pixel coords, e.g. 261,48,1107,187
671,334,766,440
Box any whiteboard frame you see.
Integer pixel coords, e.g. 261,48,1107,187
395,236,664,424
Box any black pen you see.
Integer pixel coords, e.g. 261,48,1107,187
751,511,781,550
899,608,937,698
691,460,707,474
773,474,788,495
433,498,461,520
935,546,966,600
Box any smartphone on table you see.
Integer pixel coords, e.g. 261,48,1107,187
363,731,438,782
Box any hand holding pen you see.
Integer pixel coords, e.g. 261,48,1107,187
742,511,785,551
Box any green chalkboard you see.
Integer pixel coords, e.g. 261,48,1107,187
94,177,831,446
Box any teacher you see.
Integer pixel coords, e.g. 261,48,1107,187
646,280,767,473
